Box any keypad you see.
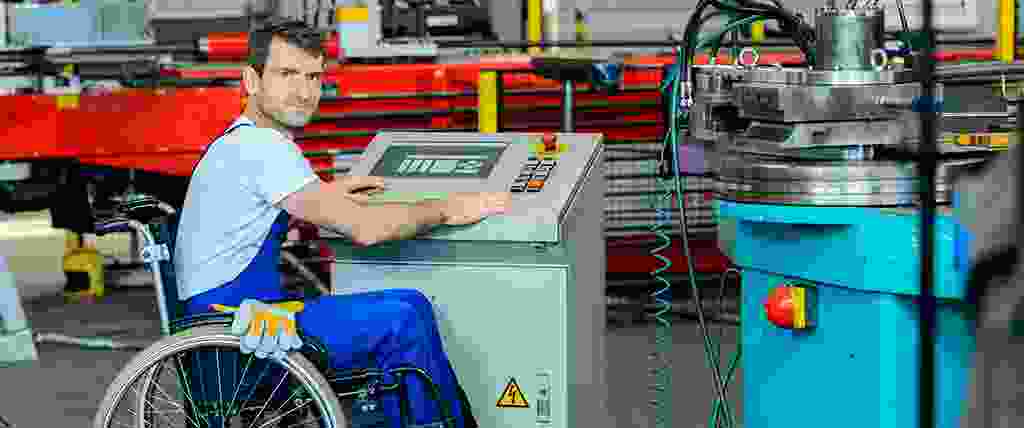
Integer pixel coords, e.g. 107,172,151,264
511,157,557,192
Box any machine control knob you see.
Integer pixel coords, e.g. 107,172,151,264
763,284,817,330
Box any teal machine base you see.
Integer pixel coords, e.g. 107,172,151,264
716,200,975,428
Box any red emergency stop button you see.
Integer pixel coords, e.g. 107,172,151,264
764,284,817,330
543,133,558,153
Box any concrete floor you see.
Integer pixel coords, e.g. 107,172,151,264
0,211,745,428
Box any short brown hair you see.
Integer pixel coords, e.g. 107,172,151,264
247,16,325,75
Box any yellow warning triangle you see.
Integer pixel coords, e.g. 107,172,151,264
496,377,529,408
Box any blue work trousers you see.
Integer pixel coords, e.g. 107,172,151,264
184,276,467,428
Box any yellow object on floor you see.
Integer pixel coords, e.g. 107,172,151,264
62,232,105,302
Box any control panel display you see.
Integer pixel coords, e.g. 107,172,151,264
369,144,506,178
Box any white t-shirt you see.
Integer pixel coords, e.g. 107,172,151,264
174,116,319,300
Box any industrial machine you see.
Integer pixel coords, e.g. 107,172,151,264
324,131,608,428
336,0,496,58
681,3,991,428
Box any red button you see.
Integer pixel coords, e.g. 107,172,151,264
543,134,558,153
764,287,796,329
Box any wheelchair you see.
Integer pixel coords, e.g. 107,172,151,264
91,195,456,428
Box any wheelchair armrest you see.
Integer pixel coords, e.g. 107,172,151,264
109,194,176,225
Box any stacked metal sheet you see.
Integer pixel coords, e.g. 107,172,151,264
603,142,717,239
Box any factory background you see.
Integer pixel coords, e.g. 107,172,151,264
0,1,1020,428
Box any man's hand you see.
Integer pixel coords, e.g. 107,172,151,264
336,175,387,204
213,300,305,360
440,192,512,226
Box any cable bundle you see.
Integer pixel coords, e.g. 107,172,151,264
652,0,819,425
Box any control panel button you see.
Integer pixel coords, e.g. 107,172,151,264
510,185,525,192
525,160,540,168
541,160,557,167
527,180,545,192
532,172,549,179
535,166,552,173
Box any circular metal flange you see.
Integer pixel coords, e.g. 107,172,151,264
714,155,980,206
718,155,980,181
814,6,885,17
742,67,916,86
713,189,950,206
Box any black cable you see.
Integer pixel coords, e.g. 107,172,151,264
314,0,321,29
680,0,815,116
714,268,740,428
1018,97,1024,332
707,0,814,57
917,0,938,424
673,186,736,428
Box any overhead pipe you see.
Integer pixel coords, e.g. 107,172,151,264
0,35,1012,63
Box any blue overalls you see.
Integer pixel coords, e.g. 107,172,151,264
182,122,471,428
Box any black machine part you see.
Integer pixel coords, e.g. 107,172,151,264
383,0,495,40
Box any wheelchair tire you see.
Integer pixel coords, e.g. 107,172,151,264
92,325,346,428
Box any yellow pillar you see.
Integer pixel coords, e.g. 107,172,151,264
527,0,543,55
997,0,1016,63
478,70,500,133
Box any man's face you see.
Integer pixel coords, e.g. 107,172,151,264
248,37,325,129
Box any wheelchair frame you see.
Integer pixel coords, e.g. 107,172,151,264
91,195,456,428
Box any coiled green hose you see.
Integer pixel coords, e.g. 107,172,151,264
648,164,675,428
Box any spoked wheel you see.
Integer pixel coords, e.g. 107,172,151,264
93,325,346,428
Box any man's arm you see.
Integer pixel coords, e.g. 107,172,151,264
280,179,447,246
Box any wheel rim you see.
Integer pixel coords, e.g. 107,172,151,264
96,328,342,428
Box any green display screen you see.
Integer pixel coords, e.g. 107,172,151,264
369,144,507,178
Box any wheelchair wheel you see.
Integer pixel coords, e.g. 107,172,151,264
93,325,346,428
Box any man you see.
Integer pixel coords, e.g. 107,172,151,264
174,17,508,428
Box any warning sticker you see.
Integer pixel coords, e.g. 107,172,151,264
496,377,529,408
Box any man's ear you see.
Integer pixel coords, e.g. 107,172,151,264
242,66,260,97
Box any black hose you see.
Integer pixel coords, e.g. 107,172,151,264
917,0,938,424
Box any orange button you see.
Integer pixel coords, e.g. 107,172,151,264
527,180,545,189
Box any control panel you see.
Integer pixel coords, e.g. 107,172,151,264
337,131,604,243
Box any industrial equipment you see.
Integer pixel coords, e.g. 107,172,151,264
336,1,437,58
680,3,991,428
336,0,495,58
324,131,608,428
383,0,494,40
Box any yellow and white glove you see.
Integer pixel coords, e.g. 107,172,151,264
212,299,305,360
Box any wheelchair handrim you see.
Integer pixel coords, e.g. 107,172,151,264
93,325,345,428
